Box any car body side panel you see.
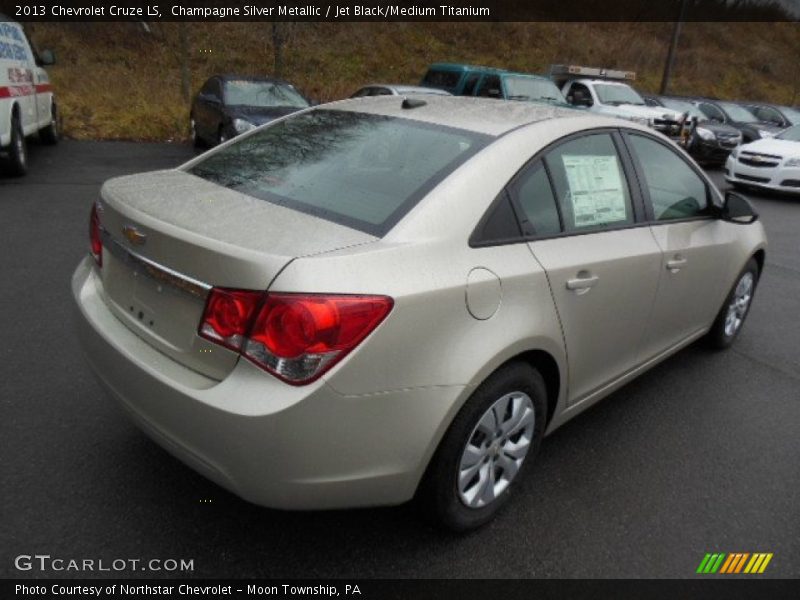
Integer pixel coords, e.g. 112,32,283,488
528,228,663,405
641,220,735,356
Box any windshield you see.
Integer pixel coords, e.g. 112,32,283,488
594,83,646,106
224,80,309,108
187,110,490,236
719,102,759,123
660,98,705,120
780,106,800,124
777,125,800,141
504,76,565,103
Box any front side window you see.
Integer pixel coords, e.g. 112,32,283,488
627,134,709,221
544,134,634,231
699,103,725,122
224,80,309,109
476,75,503,98
188,110,490,235
719,102,759,123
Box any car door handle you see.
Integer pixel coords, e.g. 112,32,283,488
666,257,688,272
566,275,599,291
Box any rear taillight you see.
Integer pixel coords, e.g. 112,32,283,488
198,288,262,352
199,290,393,385
89,204,103,267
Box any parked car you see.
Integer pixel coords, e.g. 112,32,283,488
0,14,58,176
551,65,684,136
190,74,310,147
691,98,782,143
644,95,741,166
351,84,451,98
421,63,569,107
74,96,766,531
725,124,800,194
741,102,800,130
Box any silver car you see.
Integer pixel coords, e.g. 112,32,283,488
73,96,766,531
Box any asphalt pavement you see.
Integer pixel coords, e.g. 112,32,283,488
1,140,798,579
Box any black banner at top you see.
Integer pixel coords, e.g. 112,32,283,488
1,0,799,22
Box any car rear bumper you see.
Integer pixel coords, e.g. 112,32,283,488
72,257,463,509
724,157,800,194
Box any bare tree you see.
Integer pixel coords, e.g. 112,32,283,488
271,21,295,78
178,24,191,103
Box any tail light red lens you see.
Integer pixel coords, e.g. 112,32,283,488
198,288,262,352
199,290,393,385
89,204,103,267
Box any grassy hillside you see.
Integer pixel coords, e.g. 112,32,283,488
23,21,800,141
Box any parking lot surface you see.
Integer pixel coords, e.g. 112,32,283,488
2,140,798,578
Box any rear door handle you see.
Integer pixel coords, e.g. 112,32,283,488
666,257,688,272
566,275,599,291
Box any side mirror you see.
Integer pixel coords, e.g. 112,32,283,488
721,191,758,224
38,49,55,66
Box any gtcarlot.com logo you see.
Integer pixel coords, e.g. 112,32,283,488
696,552,773,574
14,554,194,573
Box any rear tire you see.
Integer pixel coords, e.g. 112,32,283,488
3,113,28,177
417,362,547,532
39,102,59,145
706,258,760,349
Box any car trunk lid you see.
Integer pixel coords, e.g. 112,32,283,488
96,169,376,381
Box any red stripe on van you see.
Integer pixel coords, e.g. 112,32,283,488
0,84,39,98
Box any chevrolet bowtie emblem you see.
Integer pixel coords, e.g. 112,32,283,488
122,224,147,246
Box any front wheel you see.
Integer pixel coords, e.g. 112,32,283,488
706,258,760,349
417,362,547,531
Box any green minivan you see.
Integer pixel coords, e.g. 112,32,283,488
420,63,570,107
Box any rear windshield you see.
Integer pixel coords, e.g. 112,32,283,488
504,76,564,103
224,80,308,109
187,109,490,236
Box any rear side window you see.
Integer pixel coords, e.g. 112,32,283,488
421,69,462,92
510,161,561,236
544,134,634,231
462,73,481,96
187,110,490,236
627,134,709,221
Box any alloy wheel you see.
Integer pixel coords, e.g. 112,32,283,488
457,391,535,509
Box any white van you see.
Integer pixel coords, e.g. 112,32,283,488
1,15,58,176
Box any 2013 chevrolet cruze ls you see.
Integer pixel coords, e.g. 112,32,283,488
73,96,766,530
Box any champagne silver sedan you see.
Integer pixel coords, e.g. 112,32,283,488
73,96,766,530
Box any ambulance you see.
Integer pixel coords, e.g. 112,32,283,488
1,14,58,176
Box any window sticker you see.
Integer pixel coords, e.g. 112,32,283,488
562,155,628,227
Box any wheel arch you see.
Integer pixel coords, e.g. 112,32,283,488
752,248,766,275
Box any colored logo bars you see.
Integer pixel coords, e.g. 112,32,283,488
696,553,773,574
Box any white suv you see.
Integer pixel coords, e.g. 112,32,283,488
1,15,58,176
562,78,685,137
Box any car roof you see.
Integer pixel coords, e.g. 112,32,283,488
329,95,602,136
361,84,452,95
501,72,553,81
214,74,294,86
427,63,506,74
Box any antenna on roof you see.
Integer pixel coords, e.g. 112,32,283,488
402,98,427,109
